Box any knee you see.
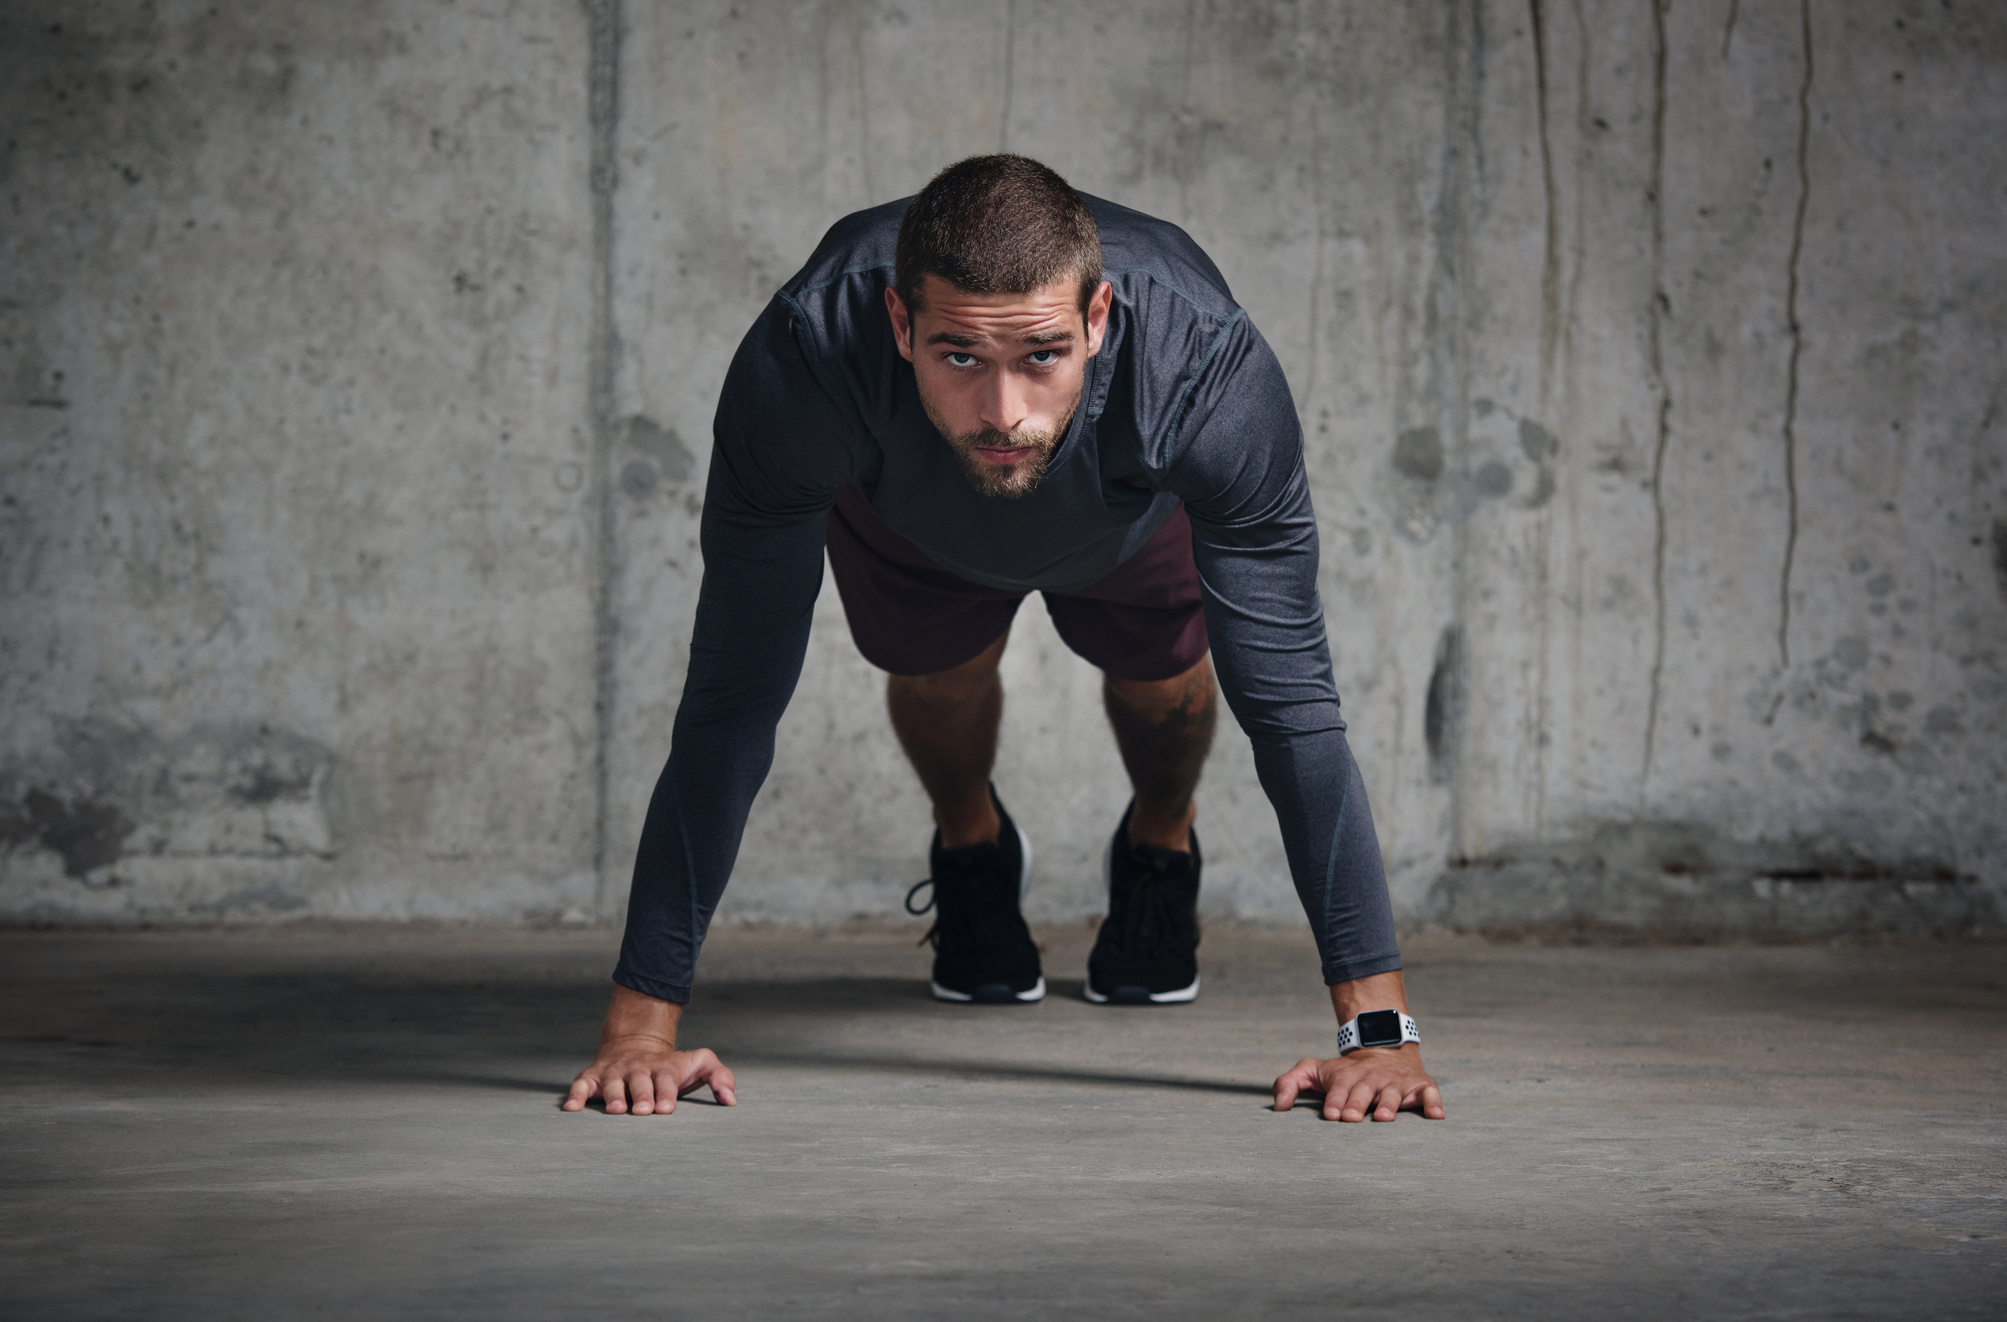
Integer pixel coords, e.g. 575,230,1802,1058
1106,657,1214,715
902,670,994,707
893,650,1004,708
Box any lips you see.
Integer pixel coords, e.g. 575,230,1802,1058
973,446,1034,464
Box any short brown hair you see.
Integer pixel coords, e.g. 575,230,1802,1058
895,154,1103,315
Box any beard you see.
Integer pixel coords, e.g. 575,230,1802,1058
923,392,1079,499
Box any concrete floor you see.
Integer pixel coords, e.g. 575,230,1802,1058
1,924,2002,1319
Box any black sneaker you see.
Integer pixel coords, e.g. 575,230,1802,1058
905,786,1045,1004
1084,803,1201,1005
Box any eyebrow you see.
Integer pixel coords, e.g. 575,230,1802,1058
923,329,1077,348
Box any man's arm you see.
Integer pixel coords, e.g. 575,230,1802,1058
569,299,857,1113
563,985,735,1114
1164,316,1443,1120
1271,972,1446,1121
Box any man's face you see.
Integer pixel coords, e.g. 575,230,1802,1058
887,274,1113,498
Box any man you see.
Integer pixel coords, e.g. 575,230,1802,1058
565,155,1444,1124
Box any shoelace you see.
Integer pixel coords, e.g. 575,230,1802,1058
905,859,1019,951
1108,852,1197,962
904,877,941,947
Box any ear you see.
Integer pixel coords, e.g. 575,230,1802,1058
885,285,915,361
1084,281,1113,358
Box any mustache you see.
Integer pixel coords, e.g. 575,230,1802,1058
956,427,1056,451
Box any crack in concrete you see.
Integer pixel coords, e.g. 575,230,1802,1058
1723,0,1740,59
1643,0,1672,787
1565,0,1589,366
583,0,622,915
1531,0,1561,402
1779,0,1813,669
1527,0,1566,835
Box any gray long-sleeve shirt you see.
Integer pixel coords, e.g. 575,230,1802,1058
614,194,1401,1002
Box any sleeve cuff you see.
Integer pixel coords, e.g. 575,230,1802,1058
1322,952,1404,987
611,966,692,1006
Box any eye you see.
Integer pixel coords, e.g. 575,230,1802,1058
1027,349,1060,365
944,352,977,368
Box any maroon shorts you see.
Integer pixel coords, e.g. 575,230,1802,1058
825,485,1210,681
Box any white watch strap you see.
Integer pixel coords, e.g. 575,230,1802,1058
1337,1011,1420,1054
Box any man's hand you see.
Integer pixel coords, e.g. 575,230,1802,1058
562,983,737,1115
1271,969,1447,1121
1272,1044,1444,1121
564,1040,737,1114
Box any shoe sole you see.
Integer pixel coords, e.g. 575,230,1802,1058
1086,819,1201,1006
1082,973,1200,1005
932,975,1047,1004
931,819,1042,1005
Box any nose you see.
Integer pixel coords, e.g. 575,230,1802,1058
977,367,1031,436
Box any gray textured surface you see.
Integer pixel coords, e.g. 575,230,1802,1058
3,2,2004,931
2,925,2003,1318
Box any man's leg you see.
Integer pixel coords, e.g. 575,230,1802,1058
1085,654,1216,1004
1103,655,1217,851
886,630,1043,1003
886,631,1011,848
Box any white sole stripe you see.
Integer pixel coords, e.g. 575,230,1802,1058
1083,973,1201,1005
931,976,1045,1004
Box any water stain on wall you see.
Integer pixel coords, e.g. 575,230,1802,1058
1519,418,1559,507
1424,624,1462,785
1473,460,1513,496
1391,416,1558,542
0,792,133,877
1992,518,2007,600
1394,426,1445,481
0,720,338,882
614,416,697,507
621,415,695,484
618,459,658,499
1425,821,1990,937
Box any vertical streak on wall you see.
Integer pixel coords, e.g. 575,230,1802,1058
1560,0,1592,836
1641,0,1671,788
584,0,622,913
1778,0,1813,669
1430,0,1481,855
1528,0,1562,834
1530,0,1560,402
1565,0,1590,356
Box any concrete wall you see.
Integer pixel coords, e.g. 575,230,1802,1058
4,1,2002,935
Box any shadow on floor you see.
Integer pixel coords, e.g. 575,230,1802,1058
438,1058,1271,1106
700,1049,1273,1098
2,965,1272,1102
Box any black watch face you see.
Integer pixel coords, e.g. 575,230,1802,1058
1357,1009,1404,1048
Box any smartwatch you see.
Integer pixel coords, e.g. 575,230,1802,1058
1336,1009,1420,1054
